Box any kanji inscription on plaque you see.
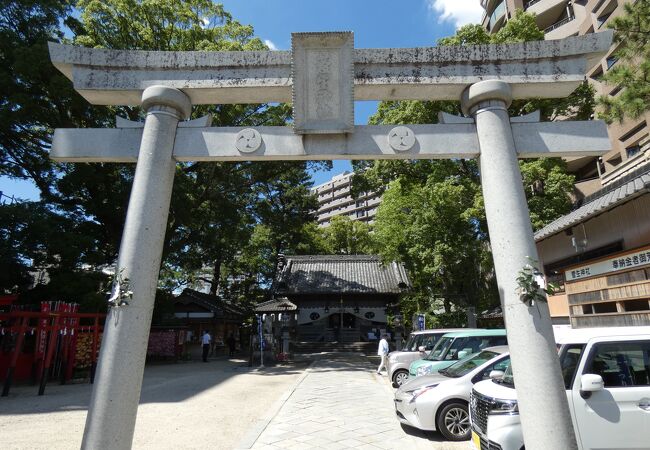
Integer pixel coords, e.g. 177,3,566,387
291,32,354,134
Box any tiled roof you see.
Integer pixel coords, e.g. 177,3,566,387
254,297,297,313
479,306,503,319
274,255,411,295
175,289,245,316
535,164,650,241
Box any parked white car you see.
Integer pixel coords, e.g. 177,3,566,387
387,328,470,387
394,346,510,441
470,326,650,450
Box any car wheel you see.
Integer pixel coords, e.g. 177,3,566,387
393,370,409,387
436,402,470,441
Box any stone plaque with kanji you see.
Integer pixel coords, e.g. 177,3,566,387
292,32,354,134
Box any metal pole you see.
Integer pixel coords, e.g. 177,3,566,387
461,80,577,450
38,315,60,396
90,316,99,384
259,315,265,368
2,316,28,397
81,86,191,450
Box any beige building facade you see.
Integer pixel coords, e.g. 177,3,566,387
535,166,650,327
481,0,650,199
311,171,381,227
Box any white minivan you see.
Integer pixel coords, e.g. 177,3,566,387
469,326,650,450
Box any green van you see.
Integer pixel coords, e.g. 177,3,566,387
408,329,507,378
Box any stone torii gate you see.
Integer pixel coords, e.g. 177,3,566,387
49,31,612,450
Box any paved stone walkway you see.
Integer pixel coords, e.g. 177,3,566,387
241,355,471,450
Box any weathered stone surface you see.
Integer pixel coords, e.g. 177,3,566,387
292,32,354,134
50,121,610,162
48,31,612,106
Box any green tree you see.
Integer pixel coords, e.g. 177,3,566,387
1,0,324,312
320,215,374,255
598,0,650,123
355,12,579,323
0,0,101,195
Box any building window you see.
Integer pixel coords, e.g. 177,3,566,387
606,55,618,70
608,154,622,167
590,65,604,82
626,145,641,159
592,0,606,13
597,11,613,28
609,85,623,96
620,122,647,143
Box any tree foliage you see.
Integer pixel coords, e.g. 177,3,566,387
0,0,325,312
598,0,650,123
319,216,374,255
354,12,580,327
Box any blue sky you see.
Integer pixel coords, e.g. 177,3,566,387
0,0,484,200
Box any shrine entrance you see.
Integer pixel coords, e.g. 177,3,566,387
328,313,358,343
49,30,613,450
329,312,356,330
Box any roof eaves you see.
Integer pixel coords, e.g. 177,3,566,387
535,166,650,242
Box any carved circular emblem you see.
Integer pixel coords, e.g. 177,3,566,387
364,311,375,319
388,126,416,151
309,312,320,321
235,128,262,153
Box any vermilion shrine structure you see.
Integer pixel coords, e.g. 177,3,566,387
49,31,612,450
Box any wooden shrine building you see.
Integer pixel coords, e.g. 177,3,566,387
268,255,410,343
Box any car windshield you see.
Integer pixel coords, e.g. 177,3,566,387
441,350,499,378
499,361,515,386
402,334,417,351
425,336,454,361
559,344,585,389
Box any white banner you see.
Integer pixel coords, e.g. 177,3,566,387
565,247,650,282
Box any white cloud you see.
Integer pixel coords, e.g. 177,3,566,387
264,39,278,51
427,0,484,28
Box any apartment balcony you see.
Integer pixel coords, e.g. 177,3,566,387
525,0,568,29
601,148,650,186
573,177,603,200
544,15,579,40
487,1,507,32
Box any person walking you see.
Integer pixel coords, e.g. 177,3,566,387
376,333,389,375
201,330,211,362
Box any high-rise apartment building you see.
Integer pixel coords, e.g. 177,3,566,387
481,0,650,198
311,171,381,227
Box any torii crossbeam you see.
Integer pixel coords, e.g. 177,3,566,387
49,31,612,450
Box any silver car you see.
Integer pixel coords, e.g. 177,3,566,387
394,346,510,441
387,328,469,387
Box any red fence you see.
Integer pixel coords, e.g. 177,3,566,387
0,302,105,397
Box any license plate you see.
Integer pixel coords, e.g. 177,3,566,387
471,431,481,450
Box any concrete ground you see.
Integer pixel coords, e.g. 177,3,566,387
2,354,473,450
0,357,305,450
240,355,472,450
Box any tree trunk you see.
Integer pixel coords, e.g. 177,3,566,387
209,257,222,296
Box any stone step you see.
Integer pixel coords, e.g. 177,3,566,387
290,341,376,355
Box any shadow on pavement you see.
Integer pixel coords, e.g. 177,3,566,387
0,358,309,416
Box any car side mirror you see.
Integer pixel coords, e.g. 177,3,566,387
418,346,426,353
489,370,504,380
580,374,604,399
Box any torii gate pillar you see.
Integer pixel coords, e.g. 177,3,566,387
462,80,577,449
81,86,191,450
